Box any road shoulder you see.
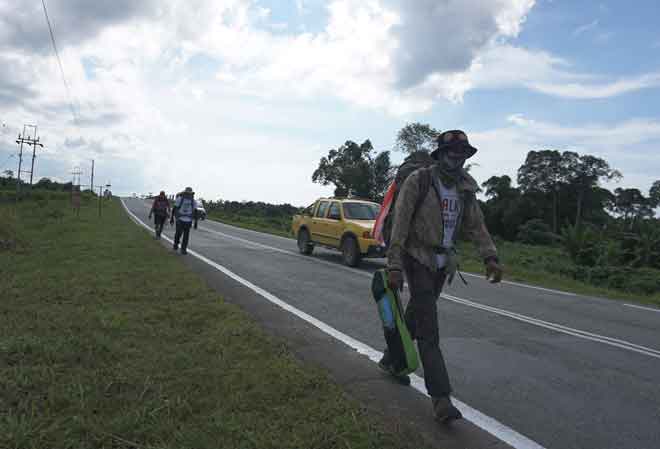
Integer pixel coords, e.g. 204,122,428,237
173,237,514,449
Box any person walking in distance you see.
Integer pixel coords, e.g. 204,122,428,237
384,130,503,423
148,191,170,239
171,187,197,255
71,185,81,217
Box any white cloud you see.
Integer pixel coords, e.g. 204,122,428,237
531,72,660,99
428,44,660,101
468,114,660,195
1,0,659,202
573,19,599,37
501,114,660,148
140,0,538,111
382,0,536,87
270,22,288,31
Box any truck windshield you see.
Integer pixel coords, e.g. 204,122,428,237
343,202,380,220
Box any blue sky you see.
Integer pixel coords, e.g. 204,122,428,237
1,0,659,204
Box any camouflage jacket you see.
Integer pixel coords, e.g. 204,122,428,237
387,165,497,272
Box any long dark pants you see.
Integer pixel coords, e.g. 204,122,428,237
174,220,192,250
154,214,167,237
402,253,452,398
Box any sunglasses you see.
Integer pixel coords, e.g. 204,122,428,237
441,131,468,144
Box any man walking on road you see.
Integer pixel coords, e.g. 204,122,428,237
148,191,170,239
384,130,503,423
171,187,197,255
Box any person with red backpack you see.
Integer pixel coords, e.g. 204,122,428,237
148,191,170,239
378,130,503,423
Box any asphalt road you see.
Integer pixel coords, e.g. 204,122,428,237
123,198,660,449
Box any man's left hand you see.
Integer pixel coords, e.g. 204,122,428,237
485,259,503,284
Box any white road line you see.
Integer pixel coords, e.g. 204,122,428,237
121,199,545,449
205,216,296,243
137,198,375,278
198,225,370,278
130,199,660,360
203,211,577,298
623,303,660,313
443,294,660,359
461,272,577,297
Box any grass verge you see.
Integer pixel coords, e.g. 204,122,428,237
0,197,430,449
457,240,660,306
206,211,293,238
206,214,659,306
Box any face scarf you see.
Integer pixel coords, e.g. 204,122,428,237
436,150,467,187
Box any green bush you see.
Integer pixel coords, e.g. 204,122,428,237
0,189,77,203
561,265,660,295
560,224,602,265
517,219,562,245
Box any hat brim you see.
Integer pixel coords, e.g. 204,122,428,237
431,142,478,160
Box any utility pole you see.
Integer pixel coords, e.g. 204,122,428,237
91,161,95,193
71,166,83,217
15,135,24,198
29,137,42,186
71,166,83,187
15,125,43,193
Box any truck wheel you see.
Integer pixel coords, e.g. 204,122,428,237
297,229,314,255
341,236,361,267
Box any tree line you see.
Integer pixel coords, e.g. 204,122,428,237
311,123,660,283
1,170,88,193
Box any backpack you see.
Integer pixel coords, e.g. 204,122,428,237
374,151,435,247
153,198,169,214
176,197,194,219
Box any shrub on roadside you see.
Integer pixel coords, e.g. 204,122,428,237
517,219,562,245
560,223,602,265
558,265,660,296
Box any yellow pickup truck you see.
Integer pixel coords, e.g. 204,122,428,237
291,197,385,267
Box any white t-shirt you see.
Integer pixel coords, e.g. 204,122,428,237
175,196,197,223
435,182,461,268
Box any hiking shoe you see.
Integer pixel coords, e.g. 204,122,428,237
377,354,411,386
181,249,188,255
173,244,179,251
432,396,463,423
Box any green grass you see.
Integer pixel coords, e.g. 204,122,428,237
207,211,293,238
0,197,430,449
457,240,660,306
207,211,659,306
0,189,86,204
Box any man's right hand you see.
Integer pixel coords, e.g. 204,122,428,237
387,269,404,291
485,258,503,283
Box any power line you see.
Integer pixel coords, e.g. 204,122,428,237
41,0,79,125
